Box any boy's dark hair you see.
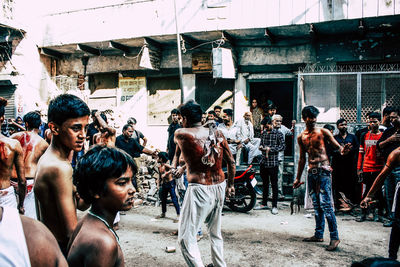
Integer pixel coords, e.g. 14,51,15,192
73,146,137,204
127,117,137,125
23,111,41,129
214,105,222,111
323,124,335,132
48,94,90,125
0,97,7,117
208,110,216,116
158,152,169,163
336,118,347,127
122,124,133,132
223,108,233,118
91,109,98,117
262,116,272,126
351,257,400,267
301,106,320,120
179,100,202,124
267,104,277,110
368,112,381,121
171,108,180,115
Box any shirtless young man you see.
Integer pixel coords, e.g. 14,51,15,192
172,100,235,267
67,146,136,267
293,106,350,252
11,111,49,219
361,147,400,260
0,205,68,267
34,94,90,255
0,97,26,213
93,111,116,147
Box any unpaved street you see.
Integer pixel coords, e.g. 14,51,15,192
110,202,390,267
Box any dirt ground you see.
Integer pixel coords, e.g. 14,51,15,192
108,201,392,267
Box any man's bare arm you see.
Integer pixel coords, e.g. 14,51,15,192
293,135,306,188
142,136,148,147
221,134,235,196
95,112,116,136
50,164,78,239
14,142,26,214
172,133,182,169
80,236,119,267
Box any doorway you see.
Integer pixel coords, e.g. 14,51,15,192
249,81,295,156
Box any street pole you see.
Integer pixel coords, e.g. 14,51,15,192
173,0,184,103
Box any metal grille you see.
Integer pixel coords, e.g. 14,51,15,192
339,75,357,123
385,74,400,108
361,74,383,120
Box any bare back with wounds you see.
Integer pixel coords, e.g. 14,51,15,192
11,131,49,178
0,135,25,189
174,126,235,185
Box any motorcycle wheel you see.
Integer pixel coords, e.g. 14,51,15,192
228,183,257,212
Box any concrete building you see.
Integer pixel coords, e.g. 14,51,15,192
2,0,400,158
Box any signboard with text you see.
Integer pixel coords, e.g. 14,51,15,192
118,77,146,102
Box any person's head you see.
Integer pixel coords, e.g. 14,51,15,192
127,117,137,126
222,109,233,124
382,106,395,124
23,111,42,130
122,124,134,140
301,106,319,129
323,124,335,134
214,105,222,117
74,146,137,211
251,99,258,109
266,104,277,116
201,112,207,124
243,112,252,121
207,110,216,121
368,112,381,132
272,114,283,129
0,97,7,124
336,118,347,134
179,100,202,127
8,125,17,136
262,116,273,131
15,116,23,125
171,108,180,123
157,151,169,164
351,257,400,267
91,109,97,119
48,94,90,151
388,108,400,128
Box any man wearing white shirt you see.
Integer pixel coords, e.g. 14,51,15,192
235,112,262,164
218,109,242,164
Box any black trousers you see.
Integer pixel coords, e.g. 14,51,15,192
260,165,278,208
361,172,385,215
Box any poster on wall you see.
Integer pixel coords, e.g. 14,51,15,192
147,89,181,125
119,77,146,103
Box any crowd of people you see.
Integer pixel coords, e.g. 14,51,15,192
0,93,399,266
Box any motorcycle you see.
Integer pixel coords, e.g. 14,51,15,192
224,164,259,212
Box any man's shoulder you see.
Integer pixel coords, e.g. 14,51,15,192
37,153,72,178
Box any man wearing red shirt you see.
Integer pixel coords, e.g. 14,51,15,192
357,112,385,222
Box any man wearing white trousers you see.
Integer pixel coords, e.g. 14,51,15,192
235,112,262,165
172,100,235,267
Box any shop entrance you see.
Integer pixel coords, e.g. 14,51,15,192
249,81,295,156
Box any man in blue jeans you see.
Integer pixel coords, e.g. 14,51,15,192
293,106,351,251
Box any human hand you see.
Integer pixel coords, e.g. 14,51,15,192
341,143,352,155
360,196,372,209
172,166,184,177
226,185,235,197
293,179,304,189
244,138,250,144
18,204,25,215
388,133,400,143
357,170,363,182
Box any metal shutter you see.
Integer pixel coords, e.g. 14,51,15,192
0,85,16,119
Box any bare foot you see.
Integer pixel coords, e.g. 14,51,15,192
326,239,340,251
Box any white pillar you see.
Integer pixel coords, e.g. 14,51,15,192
182,74,196,102
234,73,249,121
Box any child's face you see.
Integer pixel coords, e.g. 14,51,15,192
52,115,89,152
102,167,136,212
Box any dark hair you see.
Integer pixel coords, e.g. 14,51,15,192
382,106,395,116
262,116,272,126
73,146,137,204
48,94,90,125
208,110,216,116
368,112,381,121
0,97,7,117
267,104,277,110
179,100,202,124
127,117,137,124
301,106,319,119
336,118,347,127
158,151,169,163
223,108,233,118
214,105,222,111
323,124,335,132
351,257,400,267
171,108,180,115
122,124,133,131
91,109,98,117
23,111,41,129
